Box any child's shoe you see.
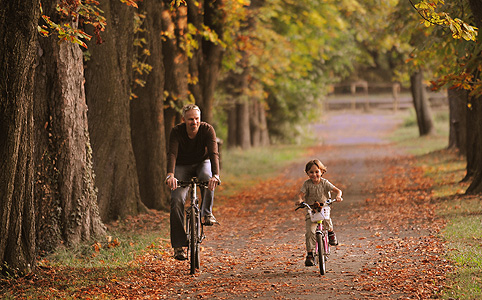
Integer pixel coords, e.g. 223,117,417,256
328,231,338,246
305,252,315,266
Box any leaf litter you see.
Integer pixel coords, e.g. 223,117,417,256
1,147,453,299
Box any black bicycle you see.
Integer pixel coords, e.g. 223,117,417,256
177,177,211,275
296,198,336,275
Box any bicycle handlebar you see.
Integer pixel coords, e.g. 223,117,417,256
295,198,339,211
177,178,210,189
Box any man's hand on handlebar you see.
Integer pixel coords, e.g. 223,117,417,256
208,175,220,191
165,173,178,190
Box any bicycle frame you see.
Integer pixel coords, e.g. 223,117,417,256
178,177,208,274
296,199,334,275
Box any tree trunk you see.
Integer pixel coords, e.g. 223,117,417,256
131,0,170,210
0,0,38,275
237,100,251,149
197,0,225,124
463,96,477,182
410,70,435,136
249,99,270,147
447,88,467,155
187,0,225,124
465,96,482,193
226,103,237,148
35,1,106,252
84,0,146,221
250,100,261,147
162,2,188,136
259,102,270,146
465,0,482,192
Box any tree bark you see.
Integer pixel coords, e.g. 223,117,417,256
161,2,188,137
465,96,482,192
249,99,270,147
226,102,237,148
250,100,261,147
131,0,170,210
187,0,225,124
84,0,147,221
34,0,106,252
259,101,270,146
237,100,251,149
447,88,467,155
410,70,435,136
465,0,482,193
0,0,39,275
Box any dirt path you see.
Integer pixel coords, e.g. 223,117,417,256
1,110,449,299
162,110,443,299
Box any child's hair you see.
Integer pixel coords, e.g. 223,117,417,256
305,159,327,174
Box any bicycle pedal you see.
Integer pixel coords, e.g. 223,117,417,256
202,221,220,226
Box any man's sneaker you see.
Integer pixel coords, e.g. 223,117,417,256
328,232,338,246
203,214,217,226
174,247,187,260
305,253,315,266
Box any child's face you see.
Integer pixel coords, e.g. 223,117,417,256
306,165,324,183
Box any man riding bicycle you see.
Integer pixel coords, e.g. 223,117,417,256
165,104,221,260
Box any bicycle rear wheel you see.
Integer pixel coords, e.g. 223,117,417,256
189,205,200,274
316,233,326,275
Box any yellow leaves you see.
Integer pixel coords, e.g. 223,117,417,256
415,0,478,41
119,0,138,8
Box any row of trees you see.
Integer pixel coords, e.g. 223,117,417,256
1,0,482,276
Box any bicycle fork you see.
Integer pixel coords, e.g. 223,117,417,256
316,229,330,256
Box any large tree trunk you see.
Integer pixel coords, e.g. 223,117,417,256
131,0,170,210
447,88,467,155
463,96,478,182
465,0,482,193
410,70,435,136
0,0,39,275
465,96,482,193
34,1,106,252
84,0,146,221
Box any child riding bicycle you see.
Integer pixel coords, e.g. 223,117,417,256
295,159,343,267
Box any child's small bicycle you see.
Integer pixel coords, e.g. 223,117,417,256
178,177,211,275
296,198,336,275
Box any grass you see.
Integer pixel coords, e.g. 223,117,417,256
217,144,310,198
392,107,482,300
390,108,450,155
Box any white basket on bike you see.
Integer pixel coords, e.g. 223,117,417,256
309,206,331,222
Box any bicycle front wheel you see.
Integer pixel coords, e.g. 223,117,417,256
189,205,200,274
316,233,326,275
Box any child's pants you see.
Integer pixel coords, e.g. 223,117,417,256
305,213,333,253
